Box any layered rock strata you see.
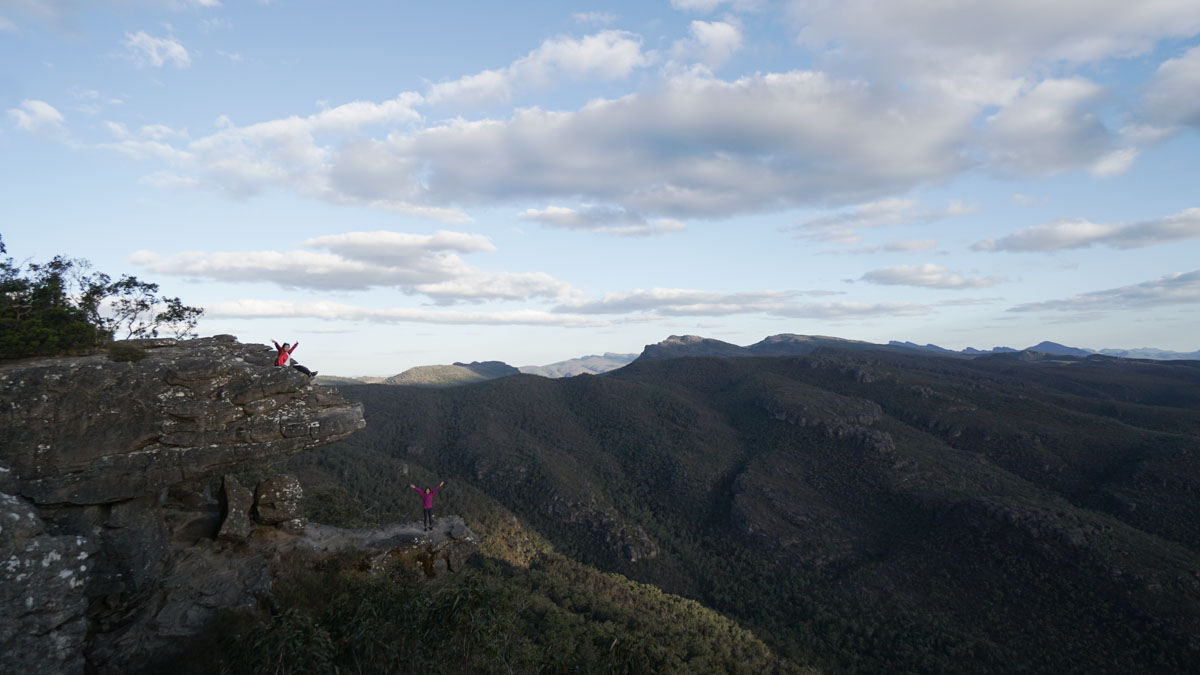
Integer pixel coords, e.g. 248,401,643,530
0,336,367,673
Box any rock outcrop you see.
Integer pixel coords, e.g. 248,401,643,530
0,335,368,673
284,515,480,580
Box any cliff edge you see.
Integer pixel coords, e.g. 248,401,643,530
0,335,370,673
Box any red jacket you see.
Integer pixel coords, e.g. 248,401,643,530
272,341,297,367
412,484,441,509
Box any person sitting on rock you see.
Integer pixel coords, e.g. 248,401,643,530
410,481,445,531
271,340,317,377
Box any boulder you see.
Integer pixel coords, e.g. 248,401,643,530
218,475,253,542
254,474,303,526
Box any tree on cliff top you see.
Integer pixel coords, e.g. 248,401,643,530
0,235,204,358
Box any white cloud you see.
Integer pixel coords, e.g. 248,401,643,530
772,301,930,319
131,230,578,304
885,239,938,252
787,0,1200,98
972,208,1200,252
204,299,606,327
516,205,686,236
1010,269,1200,313
983,78,1111,176
670,0,760,13
140,171,202,191
408,71,976,219
0,15,17,32
1011,193,1048,207
8,99,65,134
554,287,903,319
1143,45,1200,129
791,198,974,245
302,230,495,265
123,31,191,68
140,123,186,140
671,20,743,69
558,287,798,315
426,30,650,106
573,11,618,26
860,264,1006,289
820,239,939,255
101,69,973,222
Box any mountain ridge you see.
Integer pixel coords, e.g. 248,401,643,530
293,344,1200,672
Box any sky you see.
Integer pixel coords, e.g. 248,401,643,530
3,0,1200,376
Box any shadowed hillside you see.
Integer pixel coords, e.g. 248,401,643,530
288,348,1200,673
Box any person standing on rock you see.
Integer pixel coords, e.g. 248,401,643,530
271,340,317,377
410,481,444,531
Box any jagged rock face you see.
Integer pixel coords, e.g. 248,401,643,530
0,475,96,675
0,336,366,674
0,335,364,505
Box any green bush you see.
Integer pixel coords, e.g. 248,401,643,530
107,342,149,362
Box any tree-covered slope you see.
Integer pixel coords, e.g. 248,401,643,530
288,348,1200,673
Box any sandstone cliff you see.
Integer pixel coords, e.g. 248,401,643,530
0,336,474,674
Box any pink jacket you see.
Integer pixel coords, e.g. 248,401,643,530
272,340,297,367
412,484,441,509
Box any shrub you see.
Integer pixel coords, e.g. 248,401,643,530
107,342,149,362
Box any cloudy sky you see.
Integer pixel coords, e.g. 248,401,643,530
3,1,1199,375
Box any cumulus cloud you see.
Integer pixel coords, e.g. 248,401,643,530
426,30,650,106
123,31,191,68
142,93,424,205
132,230,578,304
204,299,606,327
671,20,743,69
7,99,65,134
860,264,1006,289
983,78,1112,176
409,70,975,218
49,16,1186,225
1009,269,1200,313
517,205,686,236
99,68,972,222
972,207,1200,252
787,0,1200,102
1143,45,1200,129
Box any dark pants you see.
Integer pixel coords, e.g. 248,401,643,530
291,364,313,377
423,508,433,530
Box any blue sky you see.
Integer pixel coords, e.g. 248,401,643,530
3,0,1199,375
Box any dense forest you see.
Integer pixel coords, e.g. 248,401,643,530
192,347,1200,673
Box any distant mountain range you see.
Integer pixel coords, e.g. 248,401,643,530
314,335,1199,387
889,339,1200,360
315,361,519,388
518,352,637,378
